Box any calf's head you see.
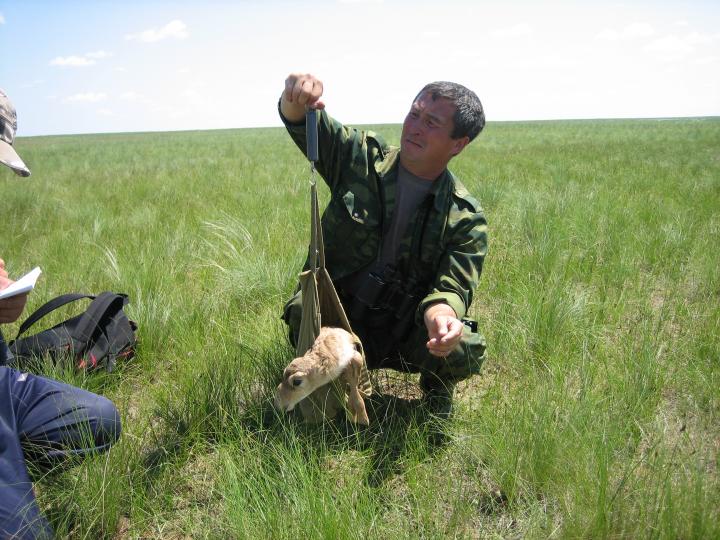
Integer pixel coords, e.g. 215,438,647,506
274,356,332,412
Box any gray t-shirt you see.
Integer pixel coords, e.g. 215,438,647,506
339,164,433,297
377,164,433,268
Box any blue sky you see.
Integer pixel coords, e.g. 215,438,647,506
1,0,718,136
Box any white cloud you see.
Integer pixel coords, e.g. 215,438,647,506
597,22,655,41
86,50,112,59
624,23,655,38
20,80,45,89
685,31,720,46
596,28,620,41
125,20,188,43
642,32,719,63
120,91,141,101
0,13,5,24
538,56,580,69
50,55,96,67
65,92,108,103
50,50,112,67
119,91,153,105
97,108,114,116
645,35,694,55
148,83,206,120
338,0,383,4
491,23,532,38
629,31,720,62
180,84,205,109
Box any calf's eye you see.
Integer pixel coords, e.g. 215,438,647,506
292,378,303,387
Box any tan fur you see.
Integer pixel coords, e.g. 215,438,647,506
274,327,369,425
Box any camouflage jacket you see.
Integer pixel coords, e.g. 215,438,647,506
281,107,488,322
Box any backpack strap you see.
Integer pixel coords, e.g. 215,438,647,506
13,293,95,339
71,292,127,344
73,293,131,371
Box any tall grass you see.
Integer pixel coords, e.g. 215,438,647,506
1,118,718,538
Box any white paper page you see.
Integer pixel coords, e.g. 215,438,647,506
0,267,42,300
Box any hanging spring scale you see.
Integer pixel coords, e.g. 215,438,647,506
305,107,320,264
305,107,319,184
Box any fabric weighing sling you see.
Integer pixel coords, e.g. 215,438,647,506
296,109,372,402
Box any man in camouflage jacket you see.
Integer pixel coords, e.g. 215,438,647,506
280,73,487,416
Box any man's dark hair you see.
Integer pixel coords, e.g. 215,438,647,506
417,81,485,141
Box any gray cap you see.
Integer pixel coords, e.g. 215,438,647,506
0,88,31,177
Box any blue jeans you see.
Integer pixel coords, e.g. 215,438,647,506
1,329,12,366
0,347,121,538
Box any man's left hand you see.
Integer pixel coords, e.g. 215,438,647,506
424,303,464,357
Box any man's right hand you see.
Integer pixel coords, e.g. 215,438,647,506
280,73,325,123
0,258,28,324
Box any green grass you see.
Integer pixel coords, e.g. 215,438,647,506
2,117,718,538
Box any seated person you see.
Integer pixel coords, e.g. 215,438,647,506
1,88,122,539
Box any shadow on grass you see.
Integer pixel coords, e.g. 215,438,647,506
143,335,453,496
235,382,452,488
363,391,451,487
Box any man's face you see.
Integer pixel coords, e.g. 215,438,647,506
400,91,469,179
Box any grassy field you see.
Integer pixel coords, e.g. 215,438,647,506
2,117,718,539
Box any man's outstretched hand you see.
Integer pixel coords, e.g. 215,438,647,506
424,303,464,357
